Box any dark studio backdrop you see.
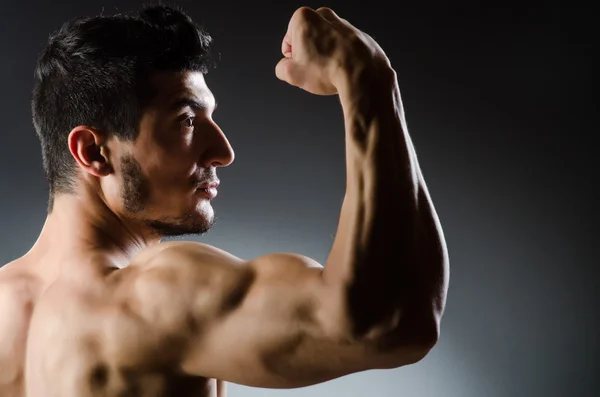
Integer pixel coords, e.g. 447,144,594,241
0,0,596,396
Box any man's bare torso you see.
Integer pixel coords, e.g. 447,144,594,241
0,243,226,397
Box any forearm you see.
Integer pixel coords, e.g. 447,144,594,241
323,63,448,341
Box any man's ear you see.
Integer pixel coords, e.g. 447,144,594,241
67,126,113,177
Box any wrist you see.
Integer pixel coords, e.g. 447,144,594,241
332,45,395,90
334,59,397,105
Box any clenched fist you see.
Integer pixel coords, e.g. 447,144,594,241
275,7,390,95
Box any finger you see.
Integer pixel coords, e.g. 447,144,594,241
291,6,326,28
281,32,292,58
281,7,316,59
315,7,352,29
315,7,340,23
275,58,305,87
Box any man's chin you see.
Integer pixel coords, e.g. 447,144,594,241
144,211,215,237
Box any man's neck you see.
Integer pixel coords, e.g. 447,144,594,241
25,192,159,281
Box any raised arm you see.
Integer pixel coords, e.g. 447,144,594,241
273,5,448,348
113,6,448,389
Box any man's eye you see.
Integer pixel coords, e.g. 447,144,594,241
181,117,195,129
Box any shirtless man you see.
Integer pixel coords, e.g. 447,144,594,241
0,5,449,397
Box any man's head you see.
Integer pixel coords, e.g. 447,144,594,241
32,5,234,236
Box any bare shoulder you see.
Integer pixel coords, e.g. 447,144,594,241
110,241,325,320
128,241,322,269
0,265,39,331
103,242,336,384
114,241,323,287
0,265,39,386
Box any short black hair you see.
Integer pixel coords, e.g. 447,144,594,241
31,4,213,211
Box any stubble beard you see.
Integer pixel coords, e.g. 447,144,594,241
120,154,216,237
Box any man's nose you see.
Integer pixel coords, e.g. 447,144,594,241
199,121,235,168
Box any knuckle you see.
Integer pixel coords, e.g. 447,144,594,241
292,7,314,36
295,6,315,21
316,6,334,14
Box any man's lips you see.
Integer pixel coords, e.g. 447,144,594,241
196,180,219,199
198,181,219,189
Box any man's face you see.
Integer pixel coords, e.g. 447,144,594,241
112,71,234,236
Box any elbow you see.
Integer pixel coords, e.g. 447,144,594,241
404,317,440,364
344,285,443,349
379,316,441,369
351,307,442,368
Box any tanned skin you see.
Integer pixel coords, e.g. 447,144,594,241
0,7,449,397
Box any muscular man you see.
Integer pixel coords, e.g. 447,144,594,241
0,5,449,397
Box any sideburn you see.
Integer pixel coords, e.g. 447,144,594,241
120,154,151,214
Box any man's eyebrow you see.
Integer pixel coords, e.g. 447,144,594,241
169,97,217,112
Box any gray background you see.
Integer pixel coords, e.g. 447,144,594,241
0,1,596,396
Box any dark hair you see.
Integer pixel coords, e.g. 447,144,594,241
31,5,213,210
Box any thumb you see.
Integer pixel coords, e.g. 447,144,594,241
275,57,305,87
